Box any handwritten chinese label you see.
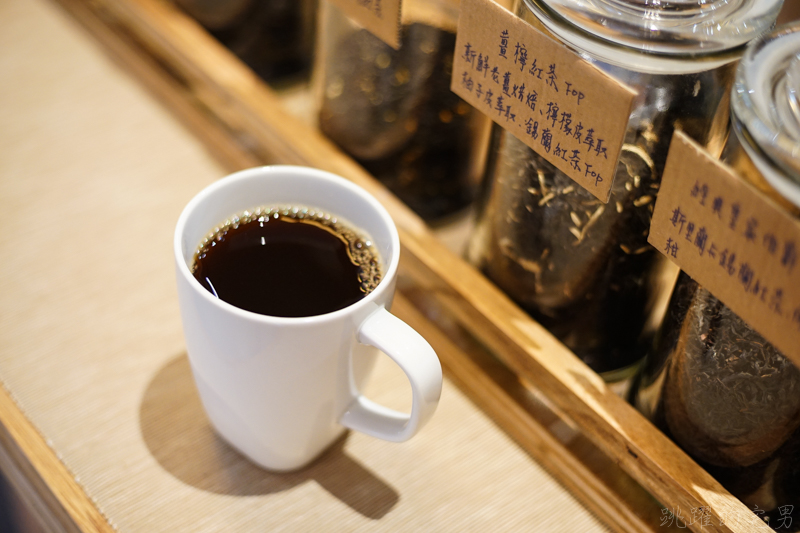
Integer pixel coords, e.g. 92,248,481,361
650,131,800,365
328,0,403,49
450,0,636,202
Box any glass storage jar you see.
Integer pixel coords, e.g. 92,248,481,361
174,0,317,82
314,0,490,223
466,0,782,377
632,23,800,530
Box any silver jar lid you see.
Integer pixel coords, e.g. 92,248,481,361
524,0,783,72
732,21,800,208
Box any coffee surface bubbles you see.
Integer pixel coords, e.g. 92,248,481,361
192,206,383,317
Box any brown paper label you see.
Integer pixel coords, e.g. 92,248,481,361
328,0,403,49
650,131,800,363
450,0,636,202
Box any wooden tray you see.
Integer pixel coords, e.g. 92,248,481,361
44,0,775,531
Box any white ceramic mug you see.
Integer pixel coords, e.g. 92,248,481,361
174,166,442,471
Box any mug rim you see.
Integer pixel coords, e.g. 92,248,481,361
174,165,401,326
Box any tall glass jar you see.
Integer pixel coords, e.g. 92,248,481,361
633,23,800,529
174,0,317,83
466,0,782,378
314,0,490,223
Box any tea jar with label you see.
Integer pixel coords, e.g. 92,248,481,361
633,23,800,529
174,0,317,82
466,0,782,378
314,0,489,223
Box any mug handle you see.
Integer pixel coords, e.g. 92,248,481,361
340,307,443,442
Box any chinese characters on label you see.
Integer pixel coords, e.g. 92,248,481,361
650,131,800,364
666,184,797,320
451,0,635,201
349,0,384,19
327,0,402,49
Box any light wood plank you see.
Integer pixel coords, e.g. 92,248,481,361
0,384,112,533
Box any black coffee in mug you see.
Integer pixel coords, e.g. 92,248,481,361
191,206,382,317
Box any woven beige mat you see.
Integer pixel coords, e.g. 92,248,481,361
0,0,608,531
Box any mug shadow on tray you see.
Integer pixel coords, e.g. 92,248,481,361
139,353,399,519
